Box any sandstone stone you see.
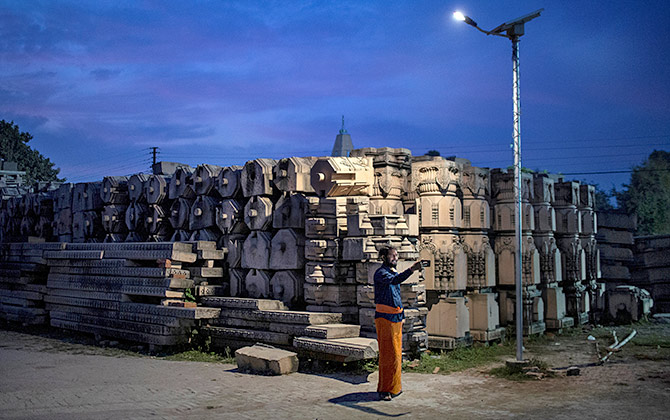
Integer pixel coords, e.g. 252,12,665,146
273,193,307,229
235,344,299,375
241,158,276,197
293,336,378,361
193,164,223,196
216,165,243,198
269,229,305,270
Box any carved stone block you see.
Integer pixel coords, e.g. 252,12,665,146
419,195,462,229
304,283,357,306
305,216,345,239
222,234,246,268
270,270,303,306
125,201,148,233
310,157,373,197
242,231,272,269
168,197,192,230
244,196,273,231
245,269,272,298
241,158,277,197
305,238,339,261
228,268,248,296
419,234,468,291
495,234,541,286
145,175,169,204
168,166,195,200
216,198,248,234
305,196,347,218
270,228,305,270
145,204,171,236
189,195,218,231
273,192,307,229
101,204,128,234
127,174,149,202
216,165,243,198
193,164,223,196
101,176,129,204
72,182,103,212
272,156,317,193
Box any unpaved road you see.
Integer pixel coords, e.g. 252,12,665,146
0,324,669,420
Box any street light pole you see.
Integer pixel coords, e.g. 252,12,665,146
512,35,523,362
454,9,543,362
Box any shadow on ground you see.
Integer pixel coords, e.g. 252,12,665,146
329,392,410,417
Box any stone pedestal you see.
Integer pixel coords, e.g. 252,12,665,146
425,295,470,339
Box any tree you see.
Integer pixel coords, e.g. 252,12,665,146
426,150,441,156
593,185,615,211
616,150,670,235
0,120,63,184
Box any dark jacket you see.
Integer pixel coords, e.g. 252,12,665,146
374,264,413,323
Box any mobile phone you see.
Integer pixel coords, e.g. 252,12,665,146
420,260,431,267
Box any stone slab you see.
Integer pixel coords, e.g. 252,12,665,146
293,336,378,361
205,326,291,346
235,344,299,375
200,297,287,311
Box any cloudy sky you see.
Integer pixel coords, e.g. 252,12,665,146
2,0,669,191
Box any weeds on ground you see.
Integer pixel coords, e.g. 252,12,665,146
488,357,555,381
164,347,235,363
404,343,514,375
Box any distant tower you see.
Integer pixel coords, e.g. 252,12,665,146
331,116,354,157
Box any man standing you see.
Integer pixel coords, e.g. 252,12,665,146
374,246,422,401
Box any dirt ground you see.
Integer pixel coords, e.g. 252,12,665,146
0,320,669,420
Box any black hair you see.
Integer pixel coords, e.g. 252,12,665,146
379,246,397,261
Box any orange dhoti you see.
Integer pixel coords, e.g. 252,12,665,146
375,317,403,395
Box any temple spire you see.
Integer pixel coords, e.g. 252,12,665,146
339,115,348,134
331,115,354,157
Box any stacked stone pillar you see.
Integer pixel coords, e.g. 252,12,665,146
554,180,589,325
188,164,223,242
168,165,196,241
579,184,603,322
214,164,247,296
531,174,573,331
101,176,129,242
491,169,545,335
349,148,426,354
412,156,471,349
270,156,316,307
239,159,277,301
305,156,371,323
461,162,503,342
72,181,104,242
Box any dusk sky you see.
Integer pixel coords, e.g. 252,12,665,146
2,0,669,192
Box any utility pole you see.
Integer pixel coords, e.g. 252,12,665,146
150,147,159,165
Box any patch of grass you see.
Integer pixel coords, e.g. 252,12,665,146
404,343,514,375
632,334,670,348
164,347,235,363
488,357,554,381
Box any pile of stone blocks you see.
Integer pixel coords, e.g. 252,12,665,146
0,242,60,325
201,297,377,361
632,235,670,312
491,169,545,336
0,183,59,243
44,241,221,347
531,174,574,331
